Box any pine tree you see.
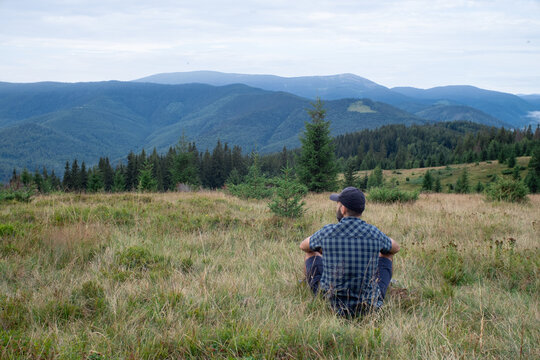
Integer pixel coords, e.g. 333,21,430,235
63,161,71,191
170,137,200,188
268,166,308,218
455,168,470,193
87,170,104,193
71,159,80,191
422,170,433,191
524,146,540,193
367,165,383,189
434,176,442,193
342,158,357,188
138,161,158,192
112,169,126,192
359,173,368,191
512,165,521,180
80,162,88,191
210,140,226,188
99,157,114,191
297,98,337,192
21,168,32,187
33,169,43,193
506,151,516,168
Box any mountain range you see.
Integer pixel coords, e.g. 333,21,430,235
0,81,423,181
1,71,539,182
136,71,538,127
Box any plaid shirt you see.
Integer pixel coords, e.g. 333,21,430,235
309,216,392,310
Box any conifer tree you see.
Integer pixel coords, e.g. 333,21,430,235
138,161,158,192
210,140,226,188
359,173,368,191
87,170,104,193
126,151,138,190
268,166,307,218
63,161,71,190
112,169,126,192
342,158,357,188
524,146,540,193
170,136,200,188
71,159,81,191
80,162,88,191
455,168,470,193
367,165,383,189
506,151,516,168
422,170,433,191
21,168,32,187
33,169,43,192
434,176,442,193
297,98,337,192
99,157,114,191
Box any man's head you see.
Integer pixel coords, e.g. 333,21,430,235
330,187,365,220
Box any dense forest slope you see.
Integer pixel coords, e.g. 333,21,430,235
0,81,423,180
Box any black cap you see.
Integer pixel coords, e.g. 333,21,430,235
330,187,365,214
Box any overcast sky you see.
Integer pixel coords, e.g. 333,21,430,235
1,0,539,94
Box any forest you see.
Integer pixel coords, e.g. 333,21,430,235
5,121,540,194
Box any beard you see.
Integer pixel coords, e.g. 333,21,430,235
336,207,344,222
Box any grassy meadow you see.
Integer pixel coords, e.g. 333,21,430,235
356,157,532,192
0,191,539,359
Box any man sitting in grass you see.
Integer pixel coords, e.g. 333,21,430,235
300,187,400,317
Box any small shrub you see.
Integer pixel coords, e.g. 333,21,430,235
0,224,17,237
485,177,529,202
117,246,166,271
268,167,307,218
368,187,418,203
0,188,34,203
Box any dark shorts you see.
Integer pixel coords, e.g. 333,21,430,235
305,255,393,301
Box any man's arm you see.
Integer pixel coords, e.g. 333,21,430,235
299,236,322,254
387,237,400,254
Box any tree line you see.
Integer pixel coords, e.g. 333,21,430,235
334,121,540,170
5,116,540,195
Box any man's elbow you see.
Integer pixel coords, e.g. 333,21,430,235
389,238,400,254
299,237,311,252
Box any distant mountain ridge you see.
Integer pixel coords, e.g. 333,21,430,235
0,81,424,181
136,71,539,127
135,71,406,104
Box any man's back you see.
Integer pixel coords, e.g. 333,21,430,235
309,217,392,312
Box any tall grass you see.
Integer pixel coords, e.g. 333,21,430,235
0,191,538,358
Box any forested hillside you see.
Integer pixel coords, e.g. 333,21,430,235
7,121,539,195
0,81,424,181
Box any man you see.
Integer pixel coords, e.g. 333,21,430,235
300,187,399,317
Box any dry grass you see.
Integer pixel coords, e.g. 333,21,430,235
0,191,538,359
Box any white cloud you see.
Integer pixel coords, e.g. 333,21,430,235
0,0,539,93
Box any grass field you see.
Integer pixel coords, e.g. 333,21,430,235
1,191,539,359
356,157,532,192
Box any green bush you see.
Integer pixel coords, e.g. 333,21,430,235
268,167,307,218
227,163,274,200
484,177,529,202
368,186,418,203
117,246,166,271
0,188,34,203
